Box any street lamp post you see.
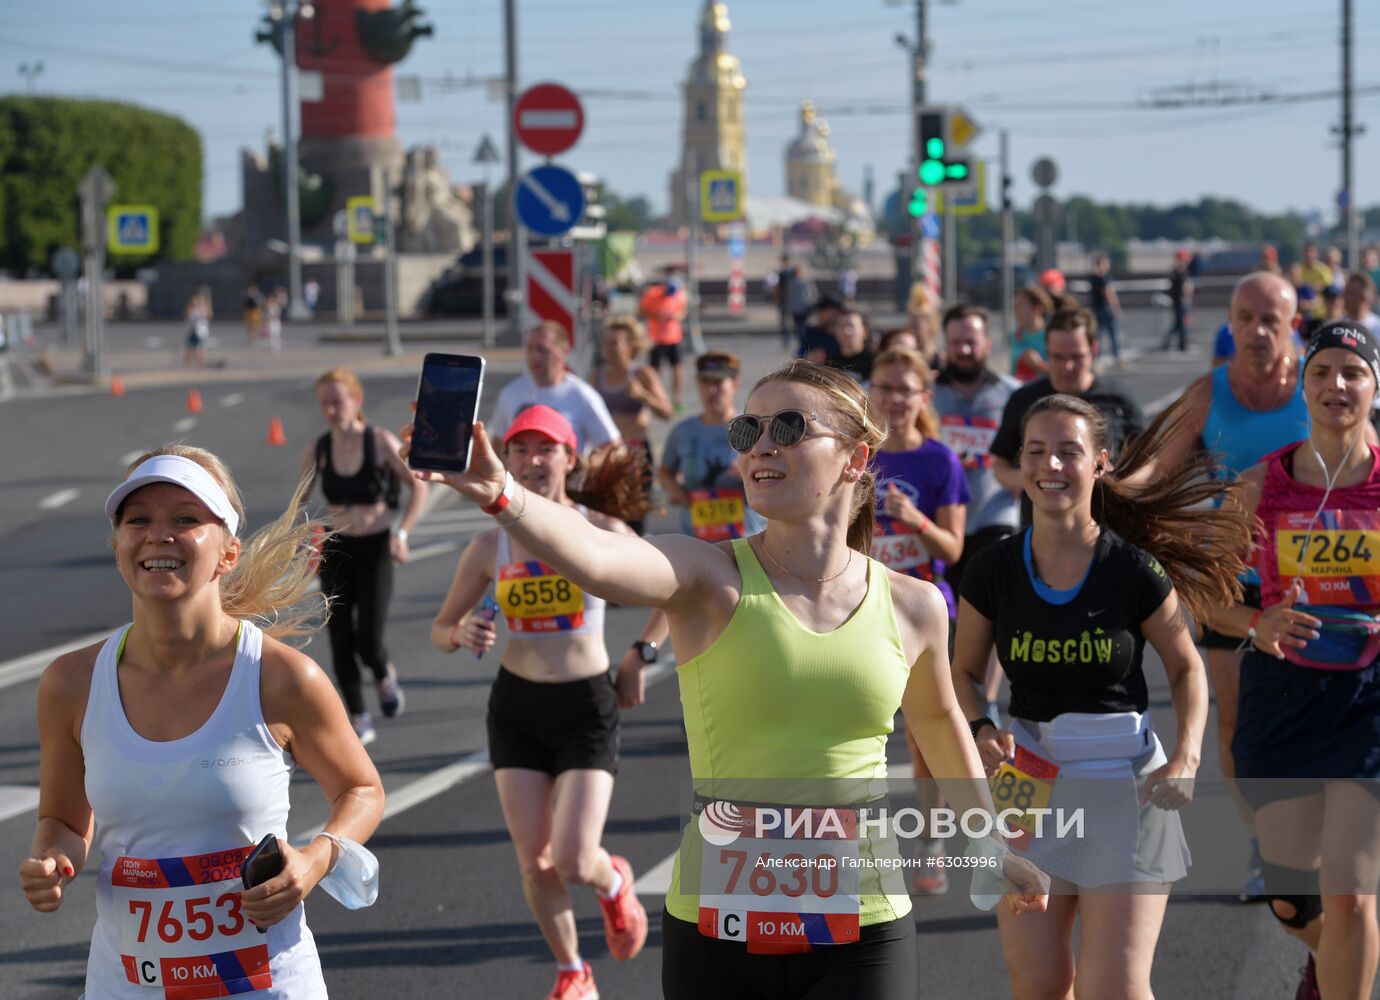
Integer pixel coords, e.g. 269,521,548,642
18,61,43,95
258,2,313,321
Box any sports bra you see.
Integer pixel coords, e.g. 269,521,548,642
314,428,397,507
594,365,645,418
494,519,606,637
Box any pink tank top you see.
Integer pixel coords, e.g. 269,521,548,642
1255,443,1380,610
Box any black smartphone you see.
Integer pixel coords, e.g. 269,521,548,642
409,353,486,473
241,833,284,891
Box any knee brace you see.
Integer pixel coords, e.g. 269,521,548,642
1260,861,1322,929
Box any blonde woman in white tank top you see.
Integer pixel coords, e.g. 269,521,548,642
18,446,384,999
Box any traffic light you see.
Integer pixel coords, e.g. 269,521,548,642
917,108,972,188
907,189,928,217
1001,172,1013,211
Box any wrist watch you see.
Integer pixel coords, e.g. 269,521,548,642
632,640,658,665
968,717,997,740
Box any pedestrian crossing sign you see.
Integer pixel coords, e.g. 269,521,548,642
700,170,744,222
347,196,381,244
106,205,159,254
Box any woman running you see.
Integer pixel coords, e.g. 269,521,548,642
868,347,970,893
301,367,427,746
1011,286,1052,383
1207,321,1380,1000
594,318,672,535
19,445,384,999
952,394,1251,999
413,360,1047,1000
430,405,651,1000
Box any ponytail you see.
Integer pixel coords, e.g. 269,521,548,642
567,441,652,524
847,467,878,554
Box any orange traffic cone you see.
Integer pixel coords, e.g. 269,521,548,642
186,388,203,414
266,417,287,447
110,375,125,397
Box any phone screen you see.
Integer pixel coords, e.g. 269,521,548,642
410,354,485,472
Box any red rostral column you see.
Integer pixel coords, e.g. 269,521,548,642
297,0,395,140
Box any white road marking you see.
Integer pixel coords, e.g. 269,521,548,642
38,488,79,510
118,449,146,468
172,417,197,433
634,851,678,895
142,337,164,349
288,660,677,845
0,785,41,824
407,540,461,562
220,393,245,408
1146,388,1182,417
0,629,112,692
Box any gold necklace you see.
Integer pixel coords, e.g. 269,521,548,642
758,536,853,584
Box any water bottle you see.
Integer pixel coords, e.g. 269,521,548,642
474,595,501,659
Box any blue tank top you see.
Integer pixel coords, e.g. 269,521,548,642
1202,363,1309,585
1201,363,1309,479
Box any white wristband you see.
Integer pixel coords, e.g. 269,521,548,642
394,528,408,543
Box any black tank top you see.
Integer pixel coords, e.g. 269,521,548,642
315,427,398,507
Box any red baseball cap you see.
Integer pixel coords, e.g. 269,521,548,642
503,404,578,451
1038,268,1066,293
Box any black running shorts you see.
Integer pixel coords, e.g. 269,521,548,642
487,666,620,776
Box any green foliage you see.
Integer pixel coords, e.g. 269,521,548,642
0,97,202,273
954,194,1349,275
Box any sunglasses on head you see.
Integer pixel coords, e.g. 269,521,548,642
726,409,834,453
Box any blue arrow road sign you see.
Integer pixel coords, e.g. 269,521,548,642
515,164,585,238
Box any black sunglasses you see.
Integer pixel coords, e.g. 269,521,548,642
726,410,835,453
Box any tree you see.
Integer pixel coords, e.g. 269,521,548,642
0,97,202,274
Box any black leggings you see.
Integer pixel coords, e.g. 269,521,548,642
319,530,393,715
661,911,917,1000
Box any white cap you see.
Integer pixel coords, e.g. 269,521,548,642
105,455,240,537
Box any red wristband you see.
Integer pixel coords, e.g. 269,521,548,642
481,473,513,515
917,512,930,533
1247,609,1263,634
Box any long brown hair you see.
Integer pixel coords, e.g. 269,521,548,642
752,360,887,554
568,442,651,523
872,347,941,440
1018,395,1252,622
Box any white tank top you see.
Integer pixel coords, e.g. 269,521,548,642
494,519,606,638
80,621,326,1000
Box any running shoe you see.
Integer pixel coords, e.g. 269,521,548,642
597,856,648,961
377,664,405,719
350,712,377,747
910,868,950,896
1294,954,1319,1000
1239,838,1265,903
544,962,598,1000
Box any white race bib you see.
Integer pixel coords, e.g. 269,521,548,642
111,847,272,997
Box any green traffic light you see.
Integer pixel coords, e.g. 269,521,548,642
907,191,928,217
926,138,945,159
919,160,946,186
946,163,969,180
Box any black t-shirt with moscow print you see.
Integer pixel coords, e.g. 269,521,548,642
961,529,1173,723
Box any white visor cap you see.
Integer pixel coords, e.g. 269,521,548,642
105,454,240,537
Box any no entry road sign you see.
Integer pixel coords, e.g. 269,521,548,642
514,82,584,157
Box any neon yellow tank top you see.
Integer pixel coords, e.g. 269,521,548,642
665,537,913,928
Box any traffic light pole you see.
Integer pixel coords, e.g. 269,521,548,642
1000,129,1014,340
279,4,309,321
504,0,525,344
1341,0,1359,267
909,0,928,287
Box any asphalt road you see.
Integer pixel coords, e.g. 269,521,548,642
0,312,1350,998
